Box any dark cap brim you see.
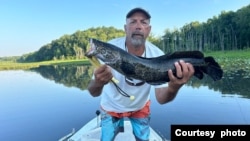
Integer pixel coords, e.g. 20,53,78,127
126,7,151,19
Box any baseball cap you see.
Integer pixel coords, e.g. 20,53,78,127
126,7,151,19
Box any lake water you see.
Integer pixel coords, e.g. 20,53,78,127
0,65,250,141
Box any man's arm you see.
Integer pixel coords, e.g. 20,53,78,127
155,60,194,104
87,65,113,97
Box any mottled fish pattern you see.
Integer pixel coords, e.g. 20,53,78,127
85,38,223,85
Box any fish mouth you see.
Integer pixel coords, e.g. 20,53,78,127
85,49,95,58
85,39,97,57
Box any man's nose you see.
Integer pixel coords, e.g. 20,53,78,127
134,22,143,29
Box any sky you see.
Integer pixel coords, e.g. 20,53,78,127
0,0,249,57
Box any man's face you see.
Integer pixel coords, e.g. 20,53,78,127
125,12,151,46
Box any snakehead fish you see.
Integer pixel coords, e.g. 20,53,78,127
85,38,223,85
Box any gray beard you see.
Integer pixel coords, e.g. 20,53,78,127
131,38,144,48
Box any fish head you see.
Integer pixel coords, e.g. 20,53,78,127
85,38,98,57
85,38,120,65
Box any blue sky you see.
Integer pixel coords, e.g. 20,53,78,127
0,0,249,57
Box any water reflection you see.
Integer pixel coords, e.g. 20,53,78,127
30,64,250,99
188,69,250,98
30,65,94,90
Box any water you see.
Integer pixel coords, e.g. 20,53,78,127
0,67,249,141
0,70,100,141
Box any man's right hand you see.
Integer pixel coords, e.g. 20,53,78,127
93,65,113,87
87,65,113,96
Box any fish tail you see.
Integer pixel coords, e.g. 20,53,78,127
201,56,223,81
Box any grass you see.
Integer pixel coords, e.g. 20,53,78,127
0,59,90,71
204,50,250,59
205,50,250,72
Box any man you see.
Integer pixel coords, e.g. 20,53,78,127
87,7,194,141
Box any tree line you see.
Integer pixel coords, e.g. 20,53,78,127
161,4,250,53
17,4,249,62
18,26,125,62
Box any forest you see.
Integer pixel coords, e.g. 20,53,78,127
13,4,250,62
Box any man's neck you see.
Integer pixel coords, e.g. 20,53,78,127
126,42,145,56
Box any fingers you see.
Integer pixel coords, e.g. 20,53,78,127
174,60,184,79
94,65,113,85
186,63,195,77
168,60,194,84
177,60,194,79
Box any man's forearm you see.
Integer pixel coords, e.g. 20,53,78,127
155,82,182,104
87,79,104,97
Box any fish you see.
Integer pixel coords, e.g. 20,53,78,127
85,38,223,85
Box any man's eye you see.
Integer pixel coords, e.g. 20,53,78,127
141,21,149,25
130,21,136,24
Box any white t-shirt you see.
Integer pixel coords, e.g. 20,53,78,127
98,37,168,112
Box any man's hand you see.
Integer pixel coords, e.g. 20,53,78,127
94,65,113,87
168,60,194,86
87,65,113,97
